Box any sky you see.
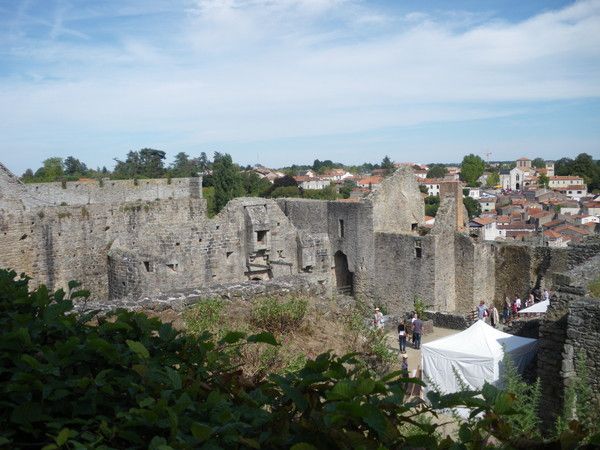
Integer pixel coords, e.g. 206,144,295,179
0,0,599,174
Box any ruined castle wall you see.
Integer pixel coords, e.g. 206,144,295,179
277,198,375,296
1,187,328,302
454,235,496,312
107,198,305,299
0,198,207,299
370,232,437,314
368,167,424,233
23,177,201,206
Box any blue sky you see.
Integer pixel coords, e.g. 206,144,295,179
0,0,599,174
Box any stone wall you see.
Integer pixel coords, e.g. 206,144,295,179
367,167,424,233
23,177,201,207
75,275,330,314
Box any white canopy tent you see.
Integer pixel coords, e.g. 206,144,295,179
421,320,538,394
519,299,549,314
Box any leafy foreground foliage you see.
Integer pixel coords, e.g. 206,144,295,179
2,270,600,449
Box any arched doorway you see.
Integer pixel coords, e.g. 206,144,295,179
334,251,354,295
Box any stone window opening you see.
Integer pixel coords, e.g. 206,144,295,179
143,261,153,272
411,223,418,231
20,234,27,240
415,240,422,258
175,242,180,246
338,219,345,238
226,251,233,258
277,250,284,258
166,263,178,272
256,230,267,244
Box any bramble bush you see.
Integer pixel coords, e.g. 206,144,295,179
2,269,600,449
250,295,308,334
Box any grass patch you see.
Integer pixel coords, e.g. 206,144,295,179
250,296,308,334
588,277,600,298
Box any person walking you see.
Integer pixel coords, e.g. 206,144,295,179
490,304,499,328
397,321,407,353
502,300,510,324
515,295,522,311
543,289,550,302
476,301,488,321
373,307,384,330
412,315,423,349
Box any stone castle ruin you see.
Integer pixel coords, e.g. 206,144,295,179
1,160,599,427
0,161,596,314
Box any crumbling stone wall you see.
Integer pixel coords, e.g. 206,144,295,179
22,177,201,207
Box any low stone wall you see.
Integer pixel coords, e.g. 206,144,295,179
427,311,470,330
74,275,328,314
504,318,541,339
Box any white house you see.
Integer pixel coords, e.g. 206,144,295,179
556,185,588,201
468,188,481,199
420,178,444,196
322,169,354,182
548,176,584,189
294,176,330,190
469,217,498,241
478,197,497,213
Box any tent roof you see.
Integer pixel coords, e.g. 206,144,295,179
422,320,537,360
520,299,549,314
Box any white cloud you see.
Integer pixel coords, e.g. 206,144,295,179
0,0,599,170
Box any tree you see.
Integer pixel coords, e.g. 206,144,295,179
426,164,447,179
381,155,395,176
64,156,88,177
21,169,34,182
538,173,549,188
41,157,65,181
531,158,545,169
139,148,166,178
463,196,482,219
486,171,500,188
424,195,440,217
212,152,243,213
171,152,198,178
113,150,142,179
460,154,485,187
339,179,356,199
240,171,271,197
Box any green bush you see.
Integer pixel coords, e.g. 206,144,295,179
250,296,308,334
588,276,600,298
184,298,225,335
2,269,600,449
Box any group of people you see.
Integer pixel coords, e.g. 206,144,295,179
476,288,551,326
397,312,423,352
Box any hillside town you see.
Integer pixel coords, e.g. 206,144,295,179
242,156,599,247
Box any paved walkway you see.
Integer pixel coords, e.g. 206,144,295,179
385,326,460,375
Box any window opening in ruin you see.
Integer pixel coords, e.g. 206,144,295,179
277,250,284,258
411,223,418,231
334,251,353,295
216,225,220,230
166,263,178,272
338,219,345,238
199,238,202,242
226,251,233,258
143,261,153,272
256,230,267,244
20,234,27,240
175,242,180,246
415,240,422,258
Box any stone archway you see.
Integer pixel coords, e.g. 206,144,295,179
334,250,354,295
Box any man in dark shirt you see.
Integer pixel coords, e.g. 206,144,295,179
412,316,423,349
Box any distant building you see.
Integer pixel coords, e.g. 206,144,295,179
293,176,330,190
478,197,497,213
357,176,383,190
419,178,444,196
548,176,585,189
516,157,532,170
469,217,498,241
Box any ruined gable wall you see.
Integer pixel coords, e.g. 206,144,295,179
368,167,424,233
